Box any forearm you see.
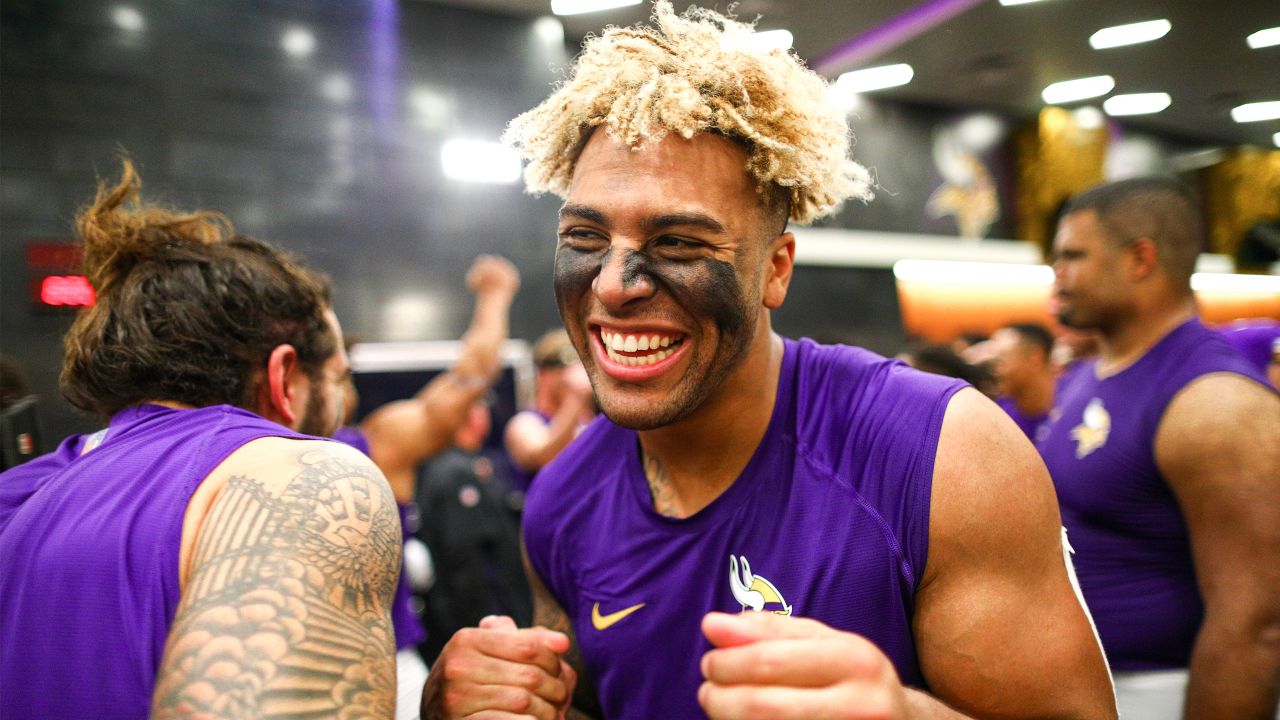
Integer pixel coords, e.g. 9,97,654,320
1184,620,1280,719
451,291,514,381
904,689,971,719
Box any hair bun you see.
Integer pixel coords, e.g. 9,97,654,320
75,159,234,291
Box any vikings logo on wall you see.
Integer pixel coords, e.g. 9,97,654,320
1071,398,1111,459
728,555,792,616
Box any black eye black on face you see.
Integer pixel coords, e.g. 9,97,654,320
553,236,750,339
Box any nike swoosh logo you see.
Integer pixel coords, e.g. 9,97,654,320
591,601,645,630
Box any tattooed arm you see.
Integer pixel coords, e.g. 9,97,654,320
152,438,401,719
525,549,601,720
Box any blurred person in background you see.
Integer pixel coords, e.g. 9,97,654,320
503,328,595,491
0,355,41,470
0,161,400,718
899,341,996,397
1042,176,1280,720
1217,319,1280,390
416,397,530,664
1050,325,1101,375
423,3,1115,719
335,255,520,719
986,322,1056,442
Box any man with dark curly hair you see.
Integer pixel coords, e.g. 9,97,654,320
0,162,401,719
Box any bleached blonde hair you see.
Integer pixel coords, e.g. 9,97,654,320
503,1,873,224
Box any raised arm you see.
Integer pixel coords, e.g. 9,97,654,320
698,388,1115,720
362,255,519,502
1155,373,1280,719
911,387,1116,718
152,438,401,719
505,374,592,473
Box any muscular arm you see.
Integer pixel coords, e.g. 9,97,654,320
505,397,587,473
152,439,401,719
363,255,518,502
913,388,1116,719
525,546,602,720
1156,373,1280,719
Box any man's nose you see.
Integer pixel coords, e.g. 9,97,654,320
592,246,657,311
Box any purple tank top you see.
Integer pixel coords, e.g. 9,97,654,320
333,425,427,650
523,338,965,719
0,404,315,719
1038,319,1273,671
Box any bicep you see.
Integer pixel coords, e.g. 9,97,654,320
914,389,1114,719
506,413,553,468
1156,374,1280,622
153,441,400,719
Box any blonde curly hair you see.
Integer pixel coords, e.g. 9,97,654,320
503,1,872,224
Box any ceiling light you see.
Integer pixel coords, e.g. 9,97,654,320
110,6,145,32
533,16,565,46
282,27,316,57
1089,19,1171,50
1191,273,1280,294
835,64,914,94
1230,101,1280,123
1274,132,1280,148
998,0,1049,5
1042,75,1114,104
746,29,793,52
1246,27,1280,49
1072,106,1104,129
441,139,521,184
550,0,641,16
1103,92,1171,116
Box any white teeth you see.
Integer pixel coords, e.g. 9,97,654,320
650,335,660,349
660,336,671,348
611,334,625,351
623,335,638,352
637,335,650,351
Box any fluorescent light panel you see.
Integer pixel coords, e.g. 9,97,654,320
550,0,641,16
1231,101,1280,123
836,63,914,93
441,139,521,184
1089,19,1171,49
1104,92,1171,116
1246,27,1280,49
998,0,1049,5
893,259,1280,294
1042,75,1114,104
282,27,316,57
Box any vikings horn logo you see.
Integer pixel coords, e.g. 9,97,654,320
728,555,792,616
1070,397,1111,459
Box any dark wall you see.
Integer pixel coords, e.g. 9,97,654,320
1,0,931,447
1,0,575,443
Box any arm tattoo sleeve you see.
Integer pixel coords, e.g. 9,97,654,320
533,584,602,719
152,446,401,719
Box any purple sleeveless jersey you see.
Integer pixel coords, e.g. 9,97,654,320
1038,319,1273,671
332,425,427,651
0,404,318,719
523,338,965,719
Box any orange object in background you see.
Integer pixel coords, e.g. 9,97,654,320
894,260,1280,342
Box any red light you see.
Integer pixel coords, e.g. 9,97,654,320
40,276,95,306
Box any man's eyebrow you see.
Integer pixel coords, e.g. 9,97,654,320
558,205,727,235
559,204,607,224
643,213,726,235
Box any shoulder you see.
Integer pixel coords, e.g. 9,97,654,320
926,388,1061,577
1156,372,1279,468
522,416,625,537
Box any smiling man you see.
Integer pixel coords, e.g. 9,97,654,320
421,3,1115,719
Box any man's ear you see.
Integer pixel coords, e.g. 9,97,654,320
261,344,304,427
763,232,796,310
1128,237,1159,281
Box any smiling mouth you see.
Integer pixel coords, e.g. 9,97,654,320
598,327,686,367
